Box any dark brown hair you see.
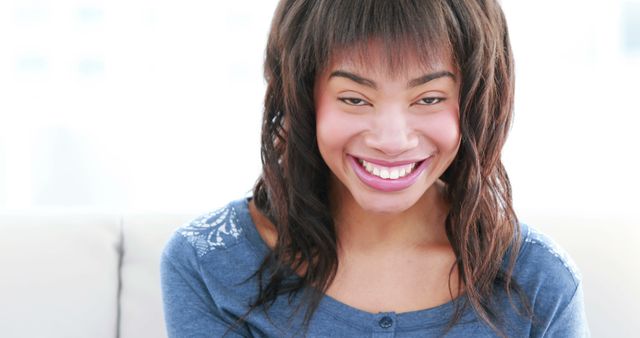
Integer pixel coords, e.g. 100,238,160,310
248,0,530,336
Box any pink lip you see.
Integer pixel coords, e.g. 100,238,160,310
355,156,424,167
348,155,433,192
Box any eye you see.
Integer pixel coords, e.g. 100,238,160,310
338,97,370,106
416,97,445,105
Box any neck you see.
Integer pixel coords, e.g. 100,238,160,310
331,181,450,254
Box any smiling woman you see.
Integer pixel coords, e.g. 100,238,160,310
160,1,589,337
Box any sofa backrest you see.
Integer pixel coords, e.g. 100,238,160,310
119,213,192,338
0,211,194,338
0,212,122,338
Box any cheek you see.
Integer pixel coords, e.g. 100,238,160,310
316,103,366,155
418,109,461,152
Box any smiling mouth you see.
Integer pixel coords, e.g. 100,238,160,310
355,158,426,180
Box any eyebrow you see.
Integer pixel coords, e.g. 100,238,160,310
328,70,456,89
407,71,456,88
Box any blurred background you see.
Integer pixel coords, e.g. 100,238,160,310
0,0,639,216
1,0,639,217
0,0,638,336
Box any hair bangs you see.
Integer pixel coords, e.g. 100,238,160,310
309,0,454,76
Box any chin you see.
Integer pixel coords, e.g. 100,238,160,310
352,191,422,215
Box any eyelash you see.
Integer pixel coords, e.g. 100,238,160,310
338,97,369,106
337,96,446,106
416,97,445,105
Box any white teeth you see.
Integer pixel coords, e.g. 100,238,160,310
389,169,399,179
359,159,420,180
380,169,390,179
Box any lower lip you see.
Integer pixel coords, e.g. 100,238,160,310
348,155,432,192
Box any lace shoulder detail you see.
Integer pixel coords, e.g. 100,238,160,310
523,225,582,282
178,204,243,257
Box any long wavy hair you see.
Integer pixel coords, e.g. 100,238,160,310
248,0,531,336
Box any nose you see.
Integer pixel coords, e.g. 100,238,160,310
366,109,418,157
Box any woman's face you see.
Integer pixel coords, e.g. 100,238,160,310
314,51,461,214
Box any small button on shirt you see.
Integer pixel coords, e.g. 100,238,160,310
371,313,396,337
379,315,394,329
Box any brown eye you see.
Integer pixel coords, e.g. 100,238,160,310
338,97,369,106
417,97,444,105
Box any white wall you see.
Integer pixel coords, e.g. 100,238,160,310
0,0,277,213
1,0,638,217
502,0,640,224
2,0,637,217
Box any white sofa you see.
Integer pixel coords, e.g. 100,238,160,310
0,211,189,338
0,211,637,337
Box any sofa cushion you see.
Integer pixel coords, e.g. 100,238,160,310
119,213,194,338
0,212,121,338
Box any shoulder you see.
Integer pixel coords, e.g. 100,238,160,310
161,198,262,279
160,199,263,337
513,223,582,288
508,223,588,334
176,201,245,257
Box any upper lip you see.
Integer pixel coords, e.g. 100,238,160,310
350,155,431,167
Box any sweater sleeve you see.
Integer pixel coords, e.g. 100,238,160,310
543,282,590,337
160,232,249,338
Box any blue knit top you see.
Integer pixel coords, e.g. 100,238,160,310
160,198,589,337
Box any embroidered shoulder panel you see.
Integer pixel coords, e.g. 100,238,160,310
178,205,243,257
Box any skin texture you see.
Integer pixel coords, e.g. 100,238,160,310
251,49,463,313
